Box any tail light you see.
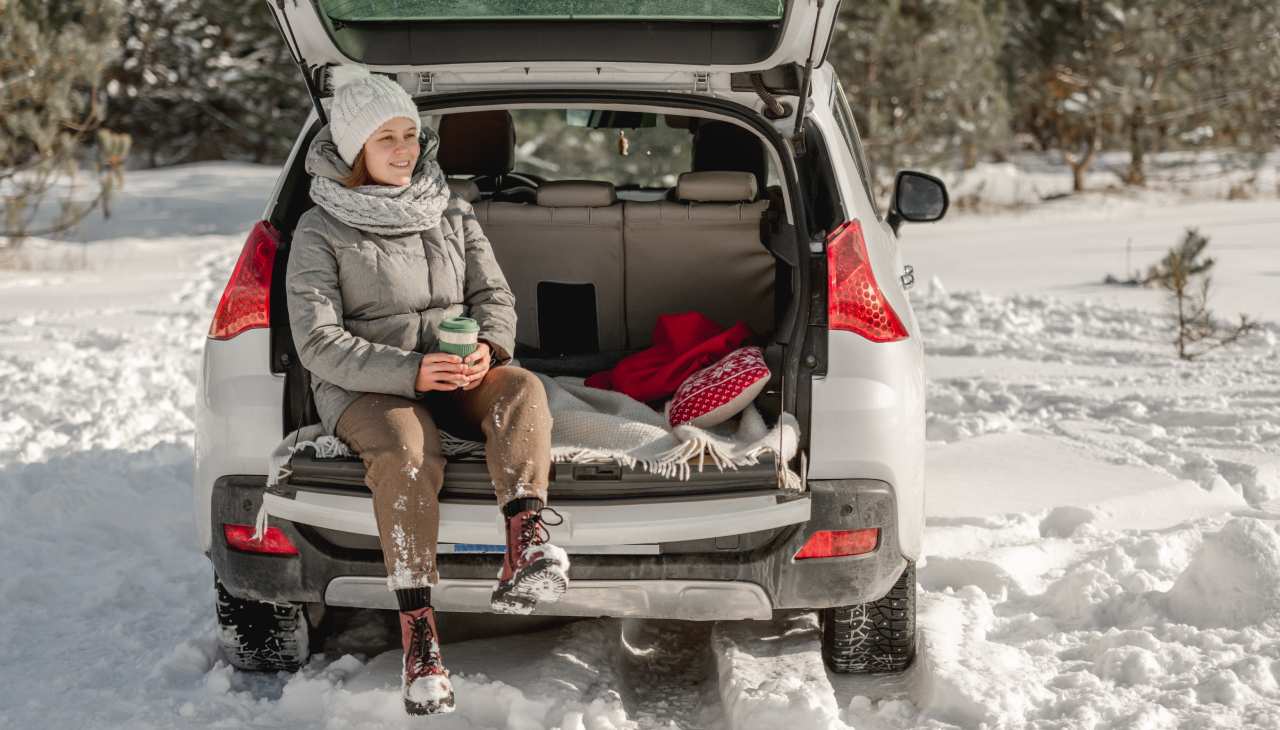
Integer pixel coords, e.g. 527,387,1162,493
209,221,279,340
826,220,908,342
223,524,299,556
794,528,879,560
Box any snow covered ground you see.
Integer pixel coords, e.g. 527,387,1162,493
0,163,1278,729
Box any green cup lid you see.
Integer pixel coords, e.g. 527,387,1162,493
439,316,479,334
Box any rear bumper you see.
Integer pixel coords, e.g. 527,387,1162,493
208,476,907,618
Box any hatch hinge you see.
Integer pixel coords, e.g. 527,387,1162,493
414,71,435,95
693,71,711,93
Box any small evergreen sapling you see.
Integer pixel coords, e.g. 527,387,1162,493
1150,228,1257,360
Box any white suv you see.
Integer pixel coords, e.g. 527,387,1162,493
196,0,947,676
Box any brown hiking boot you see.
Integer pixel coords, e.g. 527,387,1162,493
398,606,455,715
490,506,571,614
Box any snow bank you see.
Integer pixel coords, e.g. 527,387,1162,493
1167,518,1280,628
910,587,1053,725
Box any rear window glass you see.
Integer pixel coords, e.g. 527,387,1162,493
320,1,784,22
435,109,695,189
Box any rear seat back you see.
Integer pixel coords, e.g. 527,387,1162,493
473,181,626,353
623,171,773,348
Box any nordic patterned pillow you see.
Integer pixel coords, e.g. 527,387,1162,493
665,346,770,428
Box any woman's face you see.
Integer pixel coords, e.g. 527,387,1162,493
362,117,420,186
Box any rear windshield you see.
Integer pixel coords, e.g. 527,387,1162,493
432,109,697,189
319,0,784,22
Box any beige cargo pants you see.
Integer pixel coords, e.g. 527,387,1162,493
334,366,552,589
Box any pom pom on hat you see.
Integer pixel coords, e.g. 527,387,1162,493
330,63,373,91
328,64,421,167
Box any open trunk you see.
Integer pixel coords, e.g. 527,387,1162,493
277,304,798,503
269,100,812,508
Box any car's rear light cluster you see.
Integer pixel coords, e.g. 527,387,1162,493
826,219,908,342
793,528,879,560
223,524,299,555
209,221,279,340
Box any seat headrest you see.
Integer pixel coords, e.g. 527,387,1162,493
536,180,617,208
675,171,758,203
692,120,766,195
436,110,515,176
447,178,481,203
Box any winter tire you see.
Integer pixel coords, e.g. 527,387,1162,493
820,563,916,674
214,577,310,672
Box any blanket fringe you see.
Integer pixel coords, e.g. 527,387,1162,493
265,381,805,494
250,500,270,542
551,433,803,490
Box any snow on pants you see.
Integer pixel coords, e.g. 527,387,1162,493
333,366,552,589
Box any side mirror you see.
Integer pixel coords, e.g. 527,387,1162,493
887,170,949,234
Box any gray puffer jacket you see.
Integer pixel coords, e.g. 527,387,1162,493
285,128,517,435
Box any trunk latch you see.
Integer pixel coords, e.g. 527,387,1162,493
413,71,434,95
573,464,623,480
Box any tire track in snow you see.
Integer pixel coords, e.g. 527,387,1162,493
613,619,723,730
712,612,851,730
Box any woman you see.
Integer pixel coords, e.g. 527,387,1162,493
285,66,569,716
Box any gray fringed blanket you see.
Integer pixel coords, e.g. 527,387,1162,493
267,373,801,490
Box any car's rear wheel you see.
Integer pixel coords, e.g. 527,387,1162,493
820,563,916,673
214,577,310,671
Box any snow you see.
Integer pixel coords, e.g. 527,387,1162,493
1,161,1278,728
405,672,455,705
715,614,850,730
1167,518,1280,629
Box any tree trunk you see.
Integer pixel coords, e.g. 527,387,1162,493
1065,127,1100,193
1125,105,1147,186
1071,162,1087,193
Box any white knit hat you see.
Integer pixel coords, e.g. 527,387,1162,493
328,65,421,167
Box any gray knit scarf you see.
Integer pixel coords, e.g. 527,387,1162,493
308,133,452,237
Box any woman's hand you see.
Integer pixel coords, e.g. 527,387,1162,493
461,342,492,390
416,352,468,392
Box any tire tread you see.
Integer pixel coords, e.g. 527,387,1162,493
821,564,916,674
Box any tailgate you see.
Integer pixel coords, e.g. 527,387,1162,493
263,453,810,546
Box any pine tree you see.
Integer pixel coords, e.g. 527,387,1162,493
103,0,308,166
1,0,130,247
1005,0,1279,191
1003,0,1120,192
1153,229,1256,361
829,0,1010,183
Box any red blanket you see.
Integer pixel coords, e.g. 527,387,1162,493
586,312,753,402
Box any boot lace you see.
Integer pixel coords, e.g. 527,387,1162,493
519,506,564,549
407,614,439,672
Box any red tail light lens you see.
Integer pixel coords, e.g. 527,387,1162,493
209,221,279,340
794,528,879,560
223,524,299,556
826,220,908,342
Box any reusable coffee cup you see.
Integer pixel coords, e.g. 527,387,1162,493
435,316,480,358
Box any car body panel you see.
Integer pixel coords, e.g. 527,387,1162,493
195,330,282,552
802,66,926,560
